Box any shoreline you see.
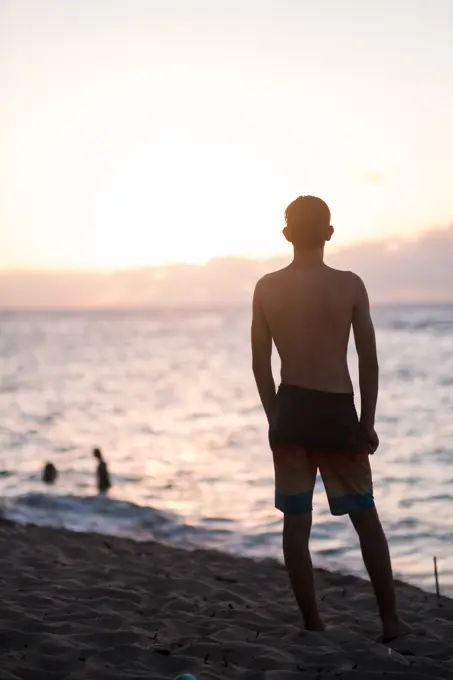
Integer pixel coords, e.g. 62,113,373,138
1,519,453,678
3,499,450,600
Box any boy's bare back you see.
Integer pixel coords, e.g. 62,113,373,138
254,262,369,394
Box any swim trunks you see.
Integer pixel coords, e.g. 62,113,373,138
269,384,374,516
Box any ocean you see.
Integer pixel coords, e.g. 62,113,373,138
1,305,453,596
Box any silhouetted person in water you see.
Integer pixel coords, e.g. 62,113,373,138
93,448,111,494
42,462,58,485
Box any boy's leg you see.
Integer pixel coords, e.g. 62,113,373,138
283,511,324,631
321,452,406,641
273,443,322,630
350,507,407,641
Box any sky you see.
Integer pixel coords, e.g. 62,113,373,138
2,0,453,270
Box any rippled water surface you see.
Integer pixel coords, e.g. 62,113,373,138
1,305,453,595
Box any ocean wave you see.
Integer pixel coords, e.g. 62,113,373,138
388,319,453,331
0,492,290,564
0,492,239,552
1,492,184,541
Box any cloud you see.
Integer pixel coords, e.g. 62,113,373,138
1,225,452,308
328,225,453,302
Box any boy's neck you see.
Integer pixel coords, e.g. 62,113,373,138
292,246,325,267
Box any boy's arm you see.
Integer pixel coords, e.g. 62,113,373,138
251,281,276,422
352,276,379,450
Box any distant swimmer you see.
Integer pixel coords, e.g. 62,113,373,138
93,447,111,494
42,462,58,485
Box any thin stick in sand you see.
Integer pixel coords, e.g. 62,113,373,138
433,556,440,601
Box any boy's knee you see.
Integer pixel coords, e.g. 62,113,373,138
283,512,312,537
349,506,382,534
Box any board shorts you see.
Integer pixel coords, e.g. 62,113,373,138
268,384,374,516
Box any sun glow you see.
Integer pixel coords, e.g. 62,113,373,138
2,1,453,270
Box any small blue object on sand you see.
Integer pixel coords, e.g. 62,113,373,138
174,675,197,680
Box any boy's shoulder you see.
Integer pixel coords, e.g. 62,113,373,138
325,266,366,290
255,265,291,289
256,265,363,285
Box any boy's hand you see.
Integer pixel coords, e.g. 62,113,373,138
362,425,379,454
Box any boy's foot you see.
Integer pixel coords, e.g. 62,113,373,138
305,618,326,632
379,619,411,643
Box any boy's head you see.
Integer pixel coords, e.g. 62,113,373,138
283,195,334,250
93,447,102,460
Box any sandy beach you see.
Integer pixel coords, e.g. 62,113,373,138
1,519,452,679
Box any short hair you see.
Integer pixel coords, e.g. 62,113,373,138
93,447,102,459
284,195,331,250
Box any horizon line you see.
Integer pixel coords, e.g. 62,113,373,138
2,300,453,313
